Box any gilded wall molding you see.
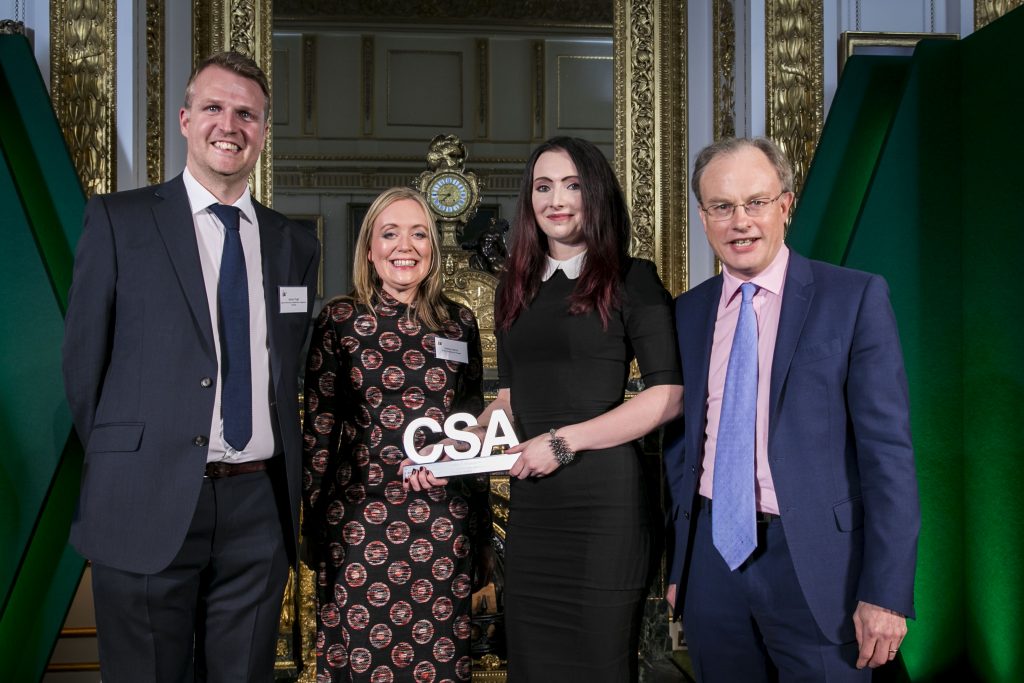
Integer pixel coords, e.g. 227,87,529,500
192,0,274,205
477,39,490,138
361,35,374,135
50,0,117,198
531,40,545,140
765,0,824,195
975,0,1024,29
302,34,317,135
274,166,523,194
273,0,612,25
614,0,688,294
146,0,165,186
625,1,655,264
712,0,736,141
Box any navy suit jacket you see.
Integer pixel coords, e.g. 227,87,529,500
62,175,320,574
664,250,919,643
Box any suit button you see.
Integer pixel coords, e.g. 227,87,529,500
683,511,690,520
690,466,696,473
200,377,213,388
193,435,208,447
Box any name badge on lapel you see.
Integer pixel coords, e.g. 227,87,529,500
435,337,469,363
279,286,308,314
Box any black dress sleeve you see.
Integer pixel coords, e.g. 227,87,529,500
301,299,350,542
622,258,683,388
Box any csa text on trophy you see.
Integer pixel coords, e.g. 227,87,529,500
401,409,519,480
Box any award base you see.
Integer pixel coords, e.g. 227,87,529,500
403,453,519,480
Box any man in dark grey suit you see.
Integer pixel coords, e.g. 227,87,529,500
62,51,319,681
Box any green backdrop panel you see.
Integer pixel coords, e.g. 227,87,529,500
958,9,1024,682
0,33,86,681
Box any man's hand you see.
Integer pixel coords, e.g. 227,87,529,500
666,583,678,613
853,600,907,669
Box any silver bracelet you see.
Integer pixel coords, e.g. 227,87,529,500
548,429,576,466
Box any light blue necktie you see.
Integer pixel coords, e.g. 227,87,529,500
210,203,252,452
712,282,758,570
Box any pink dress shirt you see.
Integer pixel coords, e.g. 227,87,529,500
698,246,790,515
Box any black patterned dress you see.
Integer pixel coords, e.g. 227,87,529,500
303,292,486,683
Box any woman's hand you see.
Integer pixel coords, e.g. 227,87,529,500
400,436,477,491
506,433,561,479
401,458,449,491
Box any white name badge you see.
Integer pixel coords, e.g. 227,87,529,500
435,337,469,363
279,286,308,314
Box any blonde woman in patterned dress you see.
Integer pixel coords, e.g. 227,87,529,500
302,187,489,682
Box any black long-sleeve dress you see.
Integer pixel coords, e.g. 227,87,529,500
303,292,487,682
497,258,682,682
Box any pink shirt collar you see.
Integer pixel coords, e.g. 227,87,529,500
721,244,790,302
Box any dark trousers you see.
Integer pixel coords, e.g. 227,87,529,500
683,506,869,683
91,470,289,683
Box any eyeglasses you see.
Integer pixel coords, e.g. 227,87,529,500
700,191,790,221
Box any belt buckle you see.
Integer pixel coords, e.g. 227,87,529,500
207,461,230,478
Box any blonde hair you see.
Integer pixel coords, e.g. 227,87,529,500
351,187,449,330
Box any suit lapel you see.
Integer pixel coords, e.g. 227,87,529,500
769,251,815,427
689,277,723,452
152,176,216,359
255,202,291,392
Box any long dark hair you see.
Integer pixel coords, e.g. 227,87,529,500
495,137,630,331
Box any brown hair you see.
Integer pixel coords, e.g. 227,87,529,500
351,187,449,330
495,136,629,331
691,136,794,204
184,51,271,119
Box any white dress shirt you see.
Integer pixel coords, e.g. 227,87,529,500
183,168,274,464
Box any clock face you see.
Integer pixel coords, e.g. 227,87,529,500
427,173,472,219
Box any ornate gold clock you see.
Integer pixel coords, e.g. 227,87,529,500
415,135,482,224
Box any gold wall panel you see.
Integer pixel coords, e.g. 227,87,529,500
713,0,736,141
765,0,824,195
614,0,688,295
146,0,165,186
476,39,490,138
302,34,316,135
50,0,117,198
361,34,374,136
531,40,545,140
975,0,1024,29
193,0,274,206
273,0,612,25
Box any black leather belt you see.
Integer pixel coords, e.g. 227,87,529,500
700,496,780,523
204,460,268,479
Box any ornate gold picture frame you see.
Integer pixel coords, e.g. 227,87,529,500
838,31,959,79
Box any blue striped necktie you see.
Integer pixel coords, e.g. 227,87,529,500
712,282,758,570
209,203,252,451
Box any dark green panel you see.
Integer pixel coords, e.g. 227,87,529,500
0,35,83,312
957,8,1024,682
841,38,965,680
788,55,910,262
0,33,86,681
0,144,75,611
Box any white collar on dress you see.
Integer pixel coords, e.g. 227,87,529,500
541,250,587,281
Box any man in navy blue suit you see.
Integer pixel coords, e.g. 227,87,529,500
664,137,919,681
63,52,319,681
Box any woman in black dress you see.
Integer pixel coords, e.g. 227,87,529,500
302,187,489,682
488,137,684,681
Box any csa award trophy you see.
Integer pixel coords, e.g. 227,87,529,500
401,409,519,479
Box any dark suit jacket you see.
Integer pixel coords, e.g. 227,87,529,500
664,250,919,643
62,174,320,574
